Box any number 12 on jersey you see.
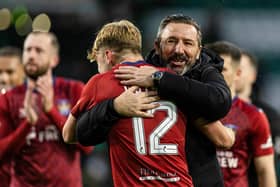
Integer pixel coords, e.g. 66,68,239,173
132,101,178,155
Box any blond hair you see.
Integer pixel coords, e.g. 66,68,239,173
88,20,142,62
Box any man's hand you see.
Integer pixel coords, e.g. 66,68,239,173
114,66,158,87
114,86,160,118
24,81,38,125
36,74,54,112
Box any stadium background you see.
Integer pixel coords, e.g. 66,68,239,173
1,0,280,186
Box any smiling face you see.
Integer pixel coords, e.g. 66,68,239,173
156,23,201,75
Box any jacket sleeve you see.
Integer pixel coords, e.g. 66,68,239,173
157,65,231,122
76,98,120,146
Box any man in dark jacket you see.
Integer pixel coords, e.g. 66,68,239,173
76,15,232,187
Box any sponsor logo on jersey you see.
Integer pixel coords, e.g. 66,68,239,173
26,125,60,145
217,151,239,168
139,168,180,182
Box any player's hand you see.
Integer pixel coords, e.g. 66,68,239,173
113,86,160,118
36,73,54,112
24,81,38,125
114,66,158,87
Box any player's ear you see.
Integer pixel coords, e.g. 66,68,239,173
251,70,257,84
50,55,59,68
236,66,242,78
105,50,114,64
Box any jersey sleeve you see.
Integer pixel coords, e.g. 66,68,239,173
71,75,99,118
47,80,85,132
0,94,32,160
75,72,122,146
250,109,274,157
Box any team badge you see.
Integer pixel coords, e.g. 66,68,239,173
57,99,71,116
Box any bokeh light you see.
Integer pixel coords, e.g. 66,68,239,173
15,13,32,36
32,13,51,32
0,8,12,30
12,6,28,24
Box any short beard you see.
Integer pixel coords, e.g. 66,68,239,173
24,67,48,81
180,65,190,75
181,61,197,75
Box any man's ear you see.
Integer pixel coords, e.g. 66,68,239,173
154,39,160,54
196,45,202,59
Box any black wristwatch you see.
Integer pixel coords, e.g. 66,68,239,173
151,71,164,88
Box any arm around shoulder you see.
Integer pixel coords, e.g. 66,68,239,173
196,120,235,149
76,98,120,146
157,68,231,121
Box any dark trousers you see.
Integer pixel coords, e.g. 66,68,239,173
190,158,224,187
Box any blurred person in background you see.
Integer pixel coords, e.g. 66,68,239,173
0,46,25,187
235,50,280,186
206,41,276,187
0,31,92,187
0,46,24,94
64,19,194,186
75,14,234,187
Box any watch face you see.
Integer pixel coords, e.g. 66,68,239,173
152,71,163,87
153,71,163,80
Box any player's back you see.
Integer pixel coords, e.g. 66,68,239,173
109,102,191,186
90,61,193,186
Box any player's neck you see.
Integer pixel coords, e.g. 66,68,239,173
237,86,252,103
119,54,144,64
231,84,237,99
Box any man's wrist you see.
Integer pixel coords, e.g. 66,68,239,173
151,71,164,88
